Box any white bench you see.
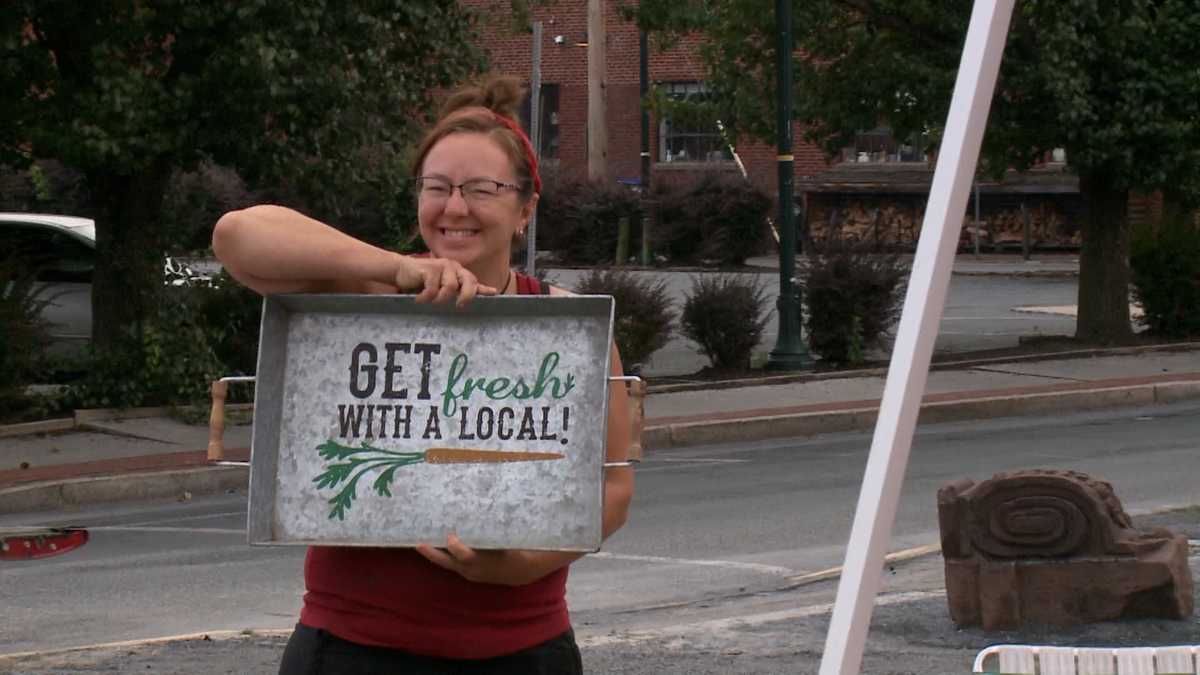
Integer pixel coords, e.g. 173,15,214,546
974,645,1199,674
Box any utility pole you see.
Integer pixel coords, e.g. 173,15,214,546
766,0,813,371
587,0,608,182
639,29,652,265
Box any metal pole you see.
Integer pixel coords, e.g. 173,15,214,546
639,29,652,266
765,0,812,371
526,21,543,277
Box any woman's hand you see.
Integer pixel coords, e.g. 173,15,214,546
394,256,499,308
415,534,580,586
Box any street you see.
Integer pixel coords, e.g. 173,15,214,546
2,400,1196,663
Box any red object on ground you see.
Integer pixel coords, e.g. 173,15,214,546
0,528,89,560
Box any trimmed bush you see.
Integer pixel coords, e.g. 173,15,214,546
1131,215,1200,338
657,174,772,266
574,268,676,373
680,274,771,372
539,178,642,265
801,243,907,367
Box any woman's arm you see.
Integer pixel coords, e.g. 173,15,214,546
212,205,404,295
212,205,493,304
416,343,636,586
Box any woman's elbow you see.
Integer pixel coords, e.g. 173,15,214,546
603,472,635,537
211,209,247,262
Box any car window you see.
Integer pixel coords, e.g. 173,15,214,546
0,223,95,283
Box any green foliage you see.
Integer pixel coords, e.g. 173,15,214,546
68,274,262,409
801,244,907,367
1131,216,1200,338
1,1,485,356
0,257,52,416
68,290,225,410
634,0,1200,340
656,173,771,265
680,274,771,372
574,269,677,373
539,179,642,265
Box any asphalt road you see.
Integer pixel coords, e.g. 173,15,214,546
3,401,1196,664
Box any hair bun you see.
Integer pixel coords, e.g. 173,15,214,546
440,75,525,120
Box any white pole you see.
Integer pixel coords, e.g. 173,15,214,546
527,21,543,277
816,2,1015,674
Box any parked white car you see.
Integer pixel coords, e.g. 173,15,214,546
0,213,214,355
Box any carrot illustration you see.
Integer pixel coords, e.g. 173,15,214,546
313,440,564,520
424,448,564,464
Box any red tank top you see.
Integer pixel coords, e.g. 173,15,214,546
299,272,566,659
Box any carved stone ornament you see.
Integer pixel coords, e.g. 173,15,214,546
938,469,1193,630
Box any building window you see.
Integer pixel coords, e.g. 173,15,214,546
520,84,560,161
842,126,929,163
657,82,732,164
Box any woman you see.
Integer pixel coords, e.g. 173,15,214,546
212,76,634,674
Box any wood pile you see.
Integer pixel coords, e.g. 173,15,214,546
806,202,1080,249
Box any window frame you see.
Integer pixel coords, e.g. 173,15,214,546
656,81,733,165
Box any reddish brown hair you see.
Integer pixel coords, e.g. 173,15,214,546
412,76,539,200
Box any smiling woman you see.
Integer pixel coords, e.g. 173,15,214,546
211,76,634,675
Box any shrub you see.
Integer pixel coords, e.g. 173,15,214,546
657,174,772,266
801,243,907,367
538,178,642,265
680,274,771,372
574,268,676,373
67,274,262,410
0,257,53,418
1131,215,1200,338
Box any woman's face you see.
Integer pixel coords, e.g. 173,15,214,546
417,132,536,274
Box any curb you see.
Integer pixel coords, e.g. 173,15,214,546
645,341,1200,395
642,378,1200,449
0,465,247,514
2,379,1197,514
0,628,293,663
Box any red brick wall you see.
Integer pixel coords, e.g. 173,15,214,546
459,0,832,195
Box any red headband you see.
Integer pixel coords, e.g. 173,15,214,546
492,112,542,194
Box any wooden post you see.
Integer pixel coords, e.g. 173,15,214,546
626,379,646,463
587,0,608,182
207,379,229,461
818,1,1016,672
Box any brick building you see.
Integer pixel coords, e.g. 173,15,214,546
461,2,1105,251
462,0,830,196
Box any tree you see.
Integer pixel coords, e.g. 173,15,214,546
635,0,1200,343
1,2,484,352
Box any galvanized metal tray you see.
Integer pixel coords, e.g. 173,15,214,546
248,293,614,552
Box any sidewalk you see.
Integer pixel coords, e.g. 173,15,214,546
1,343,1198,514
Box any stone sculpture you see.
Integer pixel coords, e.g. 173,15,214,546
938,469,1193,629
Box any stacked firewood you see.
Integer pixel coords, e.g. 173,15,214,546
806,203,1080,249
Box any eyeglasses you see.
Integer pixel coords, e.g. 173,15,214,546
414,176,522,204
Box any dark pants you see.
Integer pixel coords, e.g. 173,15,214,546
279,623,584,675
